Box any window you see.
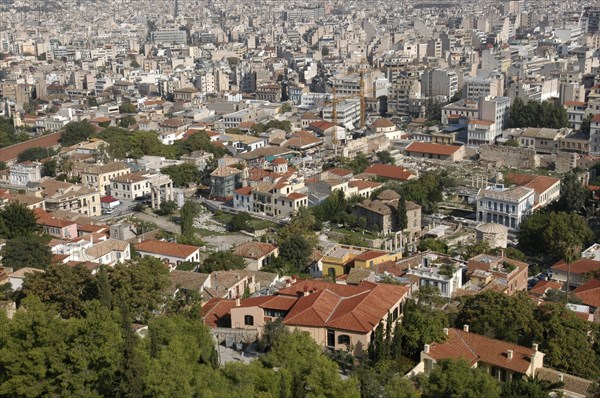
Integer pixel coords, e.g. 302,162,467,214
327,329,335,347
337,334,350,346
244,315,254,326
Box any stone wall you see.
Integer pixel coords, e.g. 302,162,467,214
479,145,540,169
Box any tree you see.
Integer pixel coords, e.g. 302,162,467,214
376,150,395,165
455,291,539,346
396,196,408,231
553,172,590,213
261,330,360,398
119,101,137,114
580,114,593,136
425,98,442,122
109,257,170,323
0,201,41,239
503,139,519,147
418,238,448,253
200,251,246,273
393,299,448,360
518,211,593,260
290,206,316,231
42,159,57,177
180,201,200,239
1,235,52,271
534,303,600,379
420,359,501,398
279,235,313,273
161,163,201,188
501,376,564,398
156,200,178,216
17,146,55,162
22,263,98,318
60,120,95,146
259,318,288,351
228,212,251,232
118,115,137,128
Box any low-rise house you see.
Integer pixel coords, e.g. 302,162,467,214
204,270,257,299
167,270,211,296
467,254,529,295
232,241,279,271
135,240,201,269
9,162,42,187
111,172,174,207
84,239,130,265
573,279,600,315
414,326,544,381
233,186,253,212
348,180,382,198
404,142,465,162
550,258,600,287
41,179,102,217
9,267,43,290
225,280,409,356
406,253,463,298
518,127,569,154
34,209,78,239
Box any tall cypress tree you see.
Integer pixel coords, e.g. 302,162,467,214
396,196,408,231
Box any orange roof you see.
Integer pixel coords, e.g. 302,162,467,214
309,120,336,131
593,114,600,123
283,283,409,333
551,259,600,276
372,118,395,128
529,280,563,296
353,251,389,262
287,192,307,200
573,279,600,309
237,295,298,311
135,240,199,258
564,101,586,107
271,157,288,165
363,164,415,181
232,241,277,259
427,328,537,374
233,186,253,196
325,168,354,177
201,298,236,328
277,279,372,297
406,141,462,156
0,132,62,163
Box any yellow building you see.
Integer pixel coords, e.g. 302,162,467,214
321,245,401,277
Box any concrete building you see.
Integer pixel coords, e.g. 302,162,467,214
476,185,535,231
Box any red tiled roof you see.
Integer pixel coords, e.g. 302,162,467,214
363,164,415,181
0,132,62,163
287,192,307,200
100,195,119,203
349,180,381,190
593,114,600,123
529,280,563,296
325,168,354,177
283,283,409,333
573,278,600,309
135,240,200,259
233,186,253,196
232,241,277,259
353,251,389,261
201,298,236,328
406,141,462,156
551,259,600,276
237,295,298,311
309,120,336,131
427,328,537,374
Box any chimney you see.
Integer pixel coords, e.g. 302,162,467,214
424,344,430,353
285,278,291,288
303,286,309,296
558,374,564,382
463,324,469,333
507,350,513,360
235,296,240,307
532,343,539,351
443,328,449,336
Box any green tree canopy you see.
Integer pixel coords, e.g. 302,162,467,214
0,235,52,271
279,235,313,273
161,163,201,188
0,201,41,239
419,359,501,398
119,101,137,114
60,120,95,146
518,211,593,260
16,146,56,162
376,150,395,165
200,251,246,273
508,98,569,129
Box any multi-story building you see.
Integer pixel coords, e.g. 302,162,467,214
79,162,131,196
9,162,41,187
322,99,361,127
467,254,529,295
255,84,282,102
422,69,458,99
41,180,102,218
476,184,535,231
151,28,187,45
564,101,588,130
210,166,244,201
111,172,174,208
463,77,503,100
590,114,600,155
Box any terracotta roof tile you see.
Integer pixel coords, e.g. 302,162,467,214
135,240,199,259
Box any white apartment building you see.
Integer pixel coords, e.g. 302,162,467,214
591,114,600,155
422,69,458,99
476,185,535,231
464,77,502,100
322,99,361,128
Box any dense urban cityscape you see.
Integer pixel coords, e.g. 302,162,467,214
0,0,599,396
